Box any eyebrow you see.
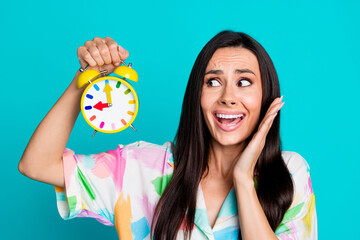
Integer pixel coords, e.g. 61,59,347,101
205,68,256,76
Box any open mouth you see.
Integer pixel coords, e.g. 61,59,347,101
213,112,246,131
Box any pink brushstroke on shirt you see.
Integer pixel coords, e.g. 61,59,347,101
308,176,313,194
130,148,172,173
138,195,156,225
77,209,113,226
92,153,113,179
92,146,127,192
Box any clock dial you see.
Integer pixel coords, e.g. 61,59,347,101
81,77,138,133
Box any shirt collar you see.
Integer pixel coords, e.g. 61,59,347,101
194,185,239,239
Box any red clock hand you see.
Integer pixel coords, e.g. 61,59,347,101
93,101,109,111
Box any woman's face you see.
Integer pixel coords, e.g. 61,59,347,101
201,47,263,147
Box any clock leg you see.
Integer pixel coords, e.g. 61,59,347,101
130,124,137,132
92,130,98,137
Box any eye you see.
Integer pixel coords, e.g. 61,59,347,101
206,79,221,87
237,78,252,87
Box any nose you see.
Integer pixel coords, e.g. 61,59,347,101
219,85,237,106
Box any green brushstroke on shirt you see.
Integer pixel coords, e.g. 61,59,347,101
77,167,96,200
67,196,77,212
275,222,291,235
151,173,173,195
283,202,304,222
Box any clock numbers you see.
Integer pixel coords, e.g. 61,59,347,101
82,78,137,133
94,84,100,91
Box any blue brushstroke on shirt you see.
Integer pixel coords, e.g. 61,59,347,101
213,226,239,240
131,217,150,240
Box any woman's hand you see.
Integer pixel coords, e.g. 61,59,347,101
77,37,129,74
232,96,285,184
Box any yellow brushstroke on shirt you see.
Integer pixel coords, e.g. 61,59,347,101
303,193,315,237
114,191,133,239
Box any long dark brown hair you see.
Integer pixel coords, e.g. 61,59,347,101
151,31,294,239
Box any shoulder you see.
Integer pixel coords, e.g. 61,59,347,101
121,140,173,160
121,140,173,151
119,140,174,170
70,141,174,176
275,153,317,239
281,151,314,208
281,151,310,177
99,141,173,159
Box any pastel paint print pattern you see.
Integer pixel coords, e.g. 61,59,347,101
213,226,239,240
130,147,173,172
131,217,150,240
276,151,318,240
92,147,127,192
55,142,317,239
151,173,173,196
115,191,133,240
137,195,156,226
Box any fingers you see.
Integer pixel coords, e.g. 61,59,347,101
77,46,96,68
87,40,105,66
258,96,284,130
77,37,129,69
252,96,285,147
266,96,284,116
104,37,121,66
118,45,129,62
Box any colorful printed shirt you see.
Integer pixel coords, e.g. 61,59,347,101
55,141,317,239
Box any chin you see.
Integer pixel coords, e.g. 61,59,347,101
211,134,249,148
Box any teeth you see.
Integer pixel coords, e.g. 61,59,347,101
216,113,244,119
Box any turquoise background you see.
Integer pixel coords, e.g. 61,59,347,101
1,0,359,239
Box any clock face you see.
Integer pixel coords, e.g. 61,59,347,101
81,76,138,133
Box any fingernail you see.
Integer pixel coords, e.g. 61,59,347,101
118,45,125,55
271,112,278,120
278,102,285,110
280,95,283,101
114,62,120,66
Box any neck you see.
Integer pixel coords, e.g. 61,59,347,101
206,139,247,182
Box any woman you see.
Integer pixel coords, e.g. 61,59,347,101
19,31,317,239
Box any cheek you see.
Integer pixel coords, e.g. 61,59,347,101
200,91,218,129
247,95,262,113
200,92,209,122
200,90,216,113
239,91,262,123
238,87,261,105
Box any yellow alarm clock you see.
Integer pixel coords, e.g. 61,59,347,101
77,61,139,136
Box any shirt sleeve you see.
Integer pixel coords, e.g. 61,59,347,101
54,145,127,226
275,152,318,240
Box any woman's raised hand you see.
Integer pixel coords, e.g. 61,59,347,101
232,96,285,184
19,37,129,187
77,37,129,74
